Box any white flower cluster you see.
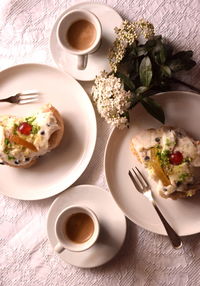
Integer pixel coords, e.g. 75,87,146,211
92,71,132,129
109,20,155,72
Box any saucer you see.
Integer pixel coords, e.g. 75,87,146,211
47,185,126,268
50,2,123,81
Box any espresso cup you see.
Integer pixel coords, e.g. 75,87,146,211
57,9,102,70
54,205,100,253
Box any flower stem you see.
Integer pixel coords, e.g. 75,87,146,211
172,77,200,94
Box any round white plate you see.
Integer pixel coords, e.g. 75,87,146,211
50,2,122,81
47,185,126,268
105,91,200,236
0,64,96,200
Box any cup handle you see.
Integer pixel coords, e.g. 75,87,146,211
54,242,65,253
77,54,88,70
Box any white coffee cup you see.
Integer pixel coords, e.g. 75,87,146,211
54,205,100,253
57,9,102,70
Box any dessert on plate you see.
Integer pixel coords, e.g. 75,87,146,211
131,126,200,199
0,104,64,168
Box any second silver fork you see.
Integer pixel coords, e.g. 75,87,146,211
128,167,182,249
0,90,39,104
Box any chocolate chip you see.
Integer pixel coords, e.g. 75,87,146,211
144,156,150,161
40,131,45,135
47,123,50,127
0,161,4,165
176,181,182,187
14,160,20,165
25,157,30,162
176,131,183,138
155,137,160,142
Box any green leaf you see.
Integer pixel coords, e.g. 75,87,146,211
115,72,135,91
168,58,196,72
159,46,166,64
129,58,140,80
144,36,162,51
172,50,193,60
135,86,148,95
137,46,148,56
163,44,173,60
122,42,138,62
160,65,172,77
141,97,165,124
139,56,152,87
168,50,196,72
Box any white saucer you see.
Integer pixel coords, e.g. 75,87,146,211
50,2,123,81
47,185,126,268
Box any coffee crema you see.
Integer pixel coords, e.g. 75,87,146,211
67,20,96,50
66,212,94,244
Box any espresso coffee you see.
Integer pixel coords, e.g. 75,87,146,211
66,212,94,243
67,20,96,50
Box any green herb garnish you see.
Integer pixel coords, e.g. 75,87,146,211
31,125,40,134
4,138,12,148
13,123,19,135
156,149,170,167
7,155,15,160
25,116,36,124
183,157,192,163
5,138,10,145
178,173,190,183
165,138,171,146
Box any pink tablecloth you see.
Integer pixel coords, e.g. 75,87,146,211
0,0,200,285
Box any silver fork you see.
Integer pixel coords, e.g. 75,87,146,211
128,167,182,249
0,90,39,104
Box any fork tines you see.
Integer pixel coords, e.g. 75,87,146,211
128,167,149,192
19,90,39,104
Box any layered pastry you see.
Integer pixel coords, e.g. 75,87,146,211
131,126,200,199
0,104,64,168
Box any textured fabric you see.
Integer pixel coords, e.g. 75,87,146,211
0,0,200,285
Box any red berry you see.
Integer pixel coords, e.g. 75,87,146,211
18,122,32,135
169,151,183,165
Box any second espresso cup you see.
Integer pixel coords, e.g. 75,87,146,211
57,9,102,70
54,205,100,253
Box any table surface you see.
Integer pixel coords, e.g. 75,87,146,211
0,0,200,285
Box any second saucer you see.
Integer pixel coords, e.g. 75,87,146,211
50,2,123,81
47,185,126,268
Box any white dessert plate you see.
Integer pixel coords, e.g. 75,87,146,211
50,2,123,81
47,185,126,268
0,64,96,200
105,91,200,236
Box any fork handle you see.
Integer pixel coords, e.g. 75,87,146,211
0,95,14,103
152,202,182,249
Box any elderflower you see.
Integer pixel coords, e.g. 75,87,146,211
109,19,154,72
92,71,132,129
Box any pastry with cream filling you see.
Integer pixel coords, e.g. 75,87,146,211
131,126,200,199
0,104,64,168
